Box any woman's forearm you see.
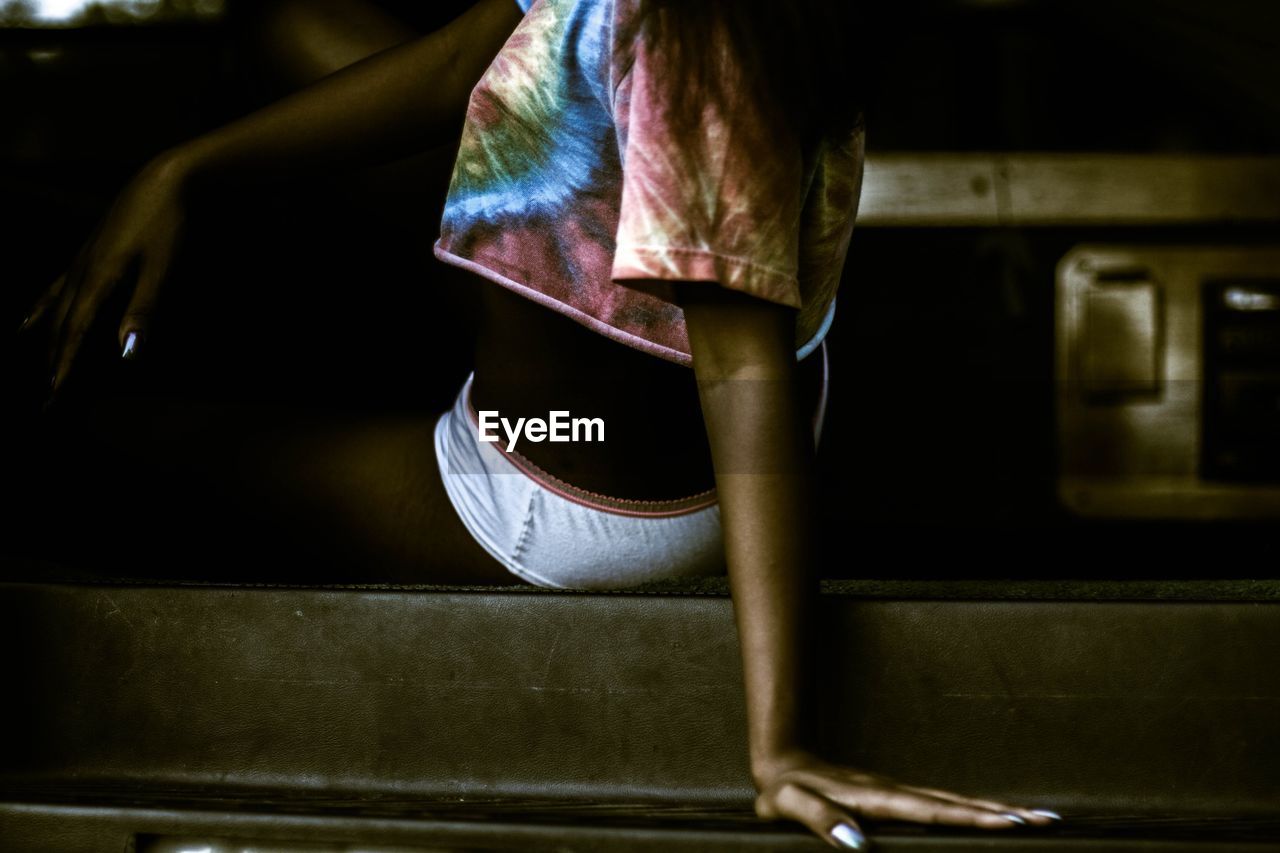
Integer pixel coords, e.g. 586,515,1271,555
166,0,521,185
682,288,822,786
712,385,820,785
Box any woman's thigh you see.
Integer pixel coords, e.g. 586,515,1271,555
79,396,533,586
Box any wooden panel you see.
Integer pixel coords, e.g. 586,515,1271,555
858,154,1280,226
856,155,1001,226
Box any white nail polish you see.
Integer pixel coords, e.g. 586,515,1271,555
1031,809,1062,820
122,331,140,360
1002,812,1027,825
831,822,866,849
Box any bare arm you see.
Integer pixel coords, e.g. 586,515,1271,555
679,285,819,781
170,0,522,182
28,0,522,395
680,285,1059,849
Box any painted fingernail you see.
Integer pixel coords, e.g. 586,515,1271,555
121,330,142,360
1031,809,1062,820
43,375,58,414
1002,813,1027,825
831,822,866,850
17,314,30,333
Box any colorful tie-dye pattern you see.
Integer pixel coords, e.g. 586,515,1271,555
435,0,865,366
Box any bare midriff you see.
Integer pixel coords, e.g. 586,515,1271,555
469,282,822,502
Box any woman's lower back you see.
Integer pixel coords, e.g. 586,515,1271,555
470,282,721,501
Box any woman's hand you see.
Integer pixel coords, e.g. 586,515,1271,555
752,750,1062,850
23,152,191,398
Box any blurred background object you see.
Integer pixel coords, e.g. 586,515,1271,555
1057,245,1280,518
0,0,224,27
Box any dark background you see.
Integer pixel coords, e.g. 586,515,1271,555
3,0,1279,581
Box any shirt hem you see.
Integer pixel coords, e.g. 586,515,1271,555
435,241,834,366
612,244,803,309
435,242,695,366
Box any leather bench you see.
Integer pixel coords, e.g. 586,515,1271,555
1,572,1277,850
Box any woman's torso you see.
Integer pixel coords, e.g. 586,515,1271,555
470,281,823,501
443,0,846,499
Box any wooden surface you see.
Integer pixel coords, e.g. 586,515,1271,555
858,154,1280,226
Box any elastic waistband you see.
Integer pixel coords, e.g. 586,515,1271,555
456,374,719,518
454,336,827,519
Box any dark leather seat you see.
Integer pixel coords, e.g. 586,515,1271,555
1,572,1277,850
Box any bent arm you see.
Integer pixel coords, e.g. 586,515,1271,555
679,285,821,786
167,0,522,184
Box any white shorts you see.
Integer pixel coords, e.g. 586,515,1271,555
433,344,828,589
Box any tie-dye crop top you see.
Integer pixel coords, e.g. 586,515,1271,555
435,0,865,366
